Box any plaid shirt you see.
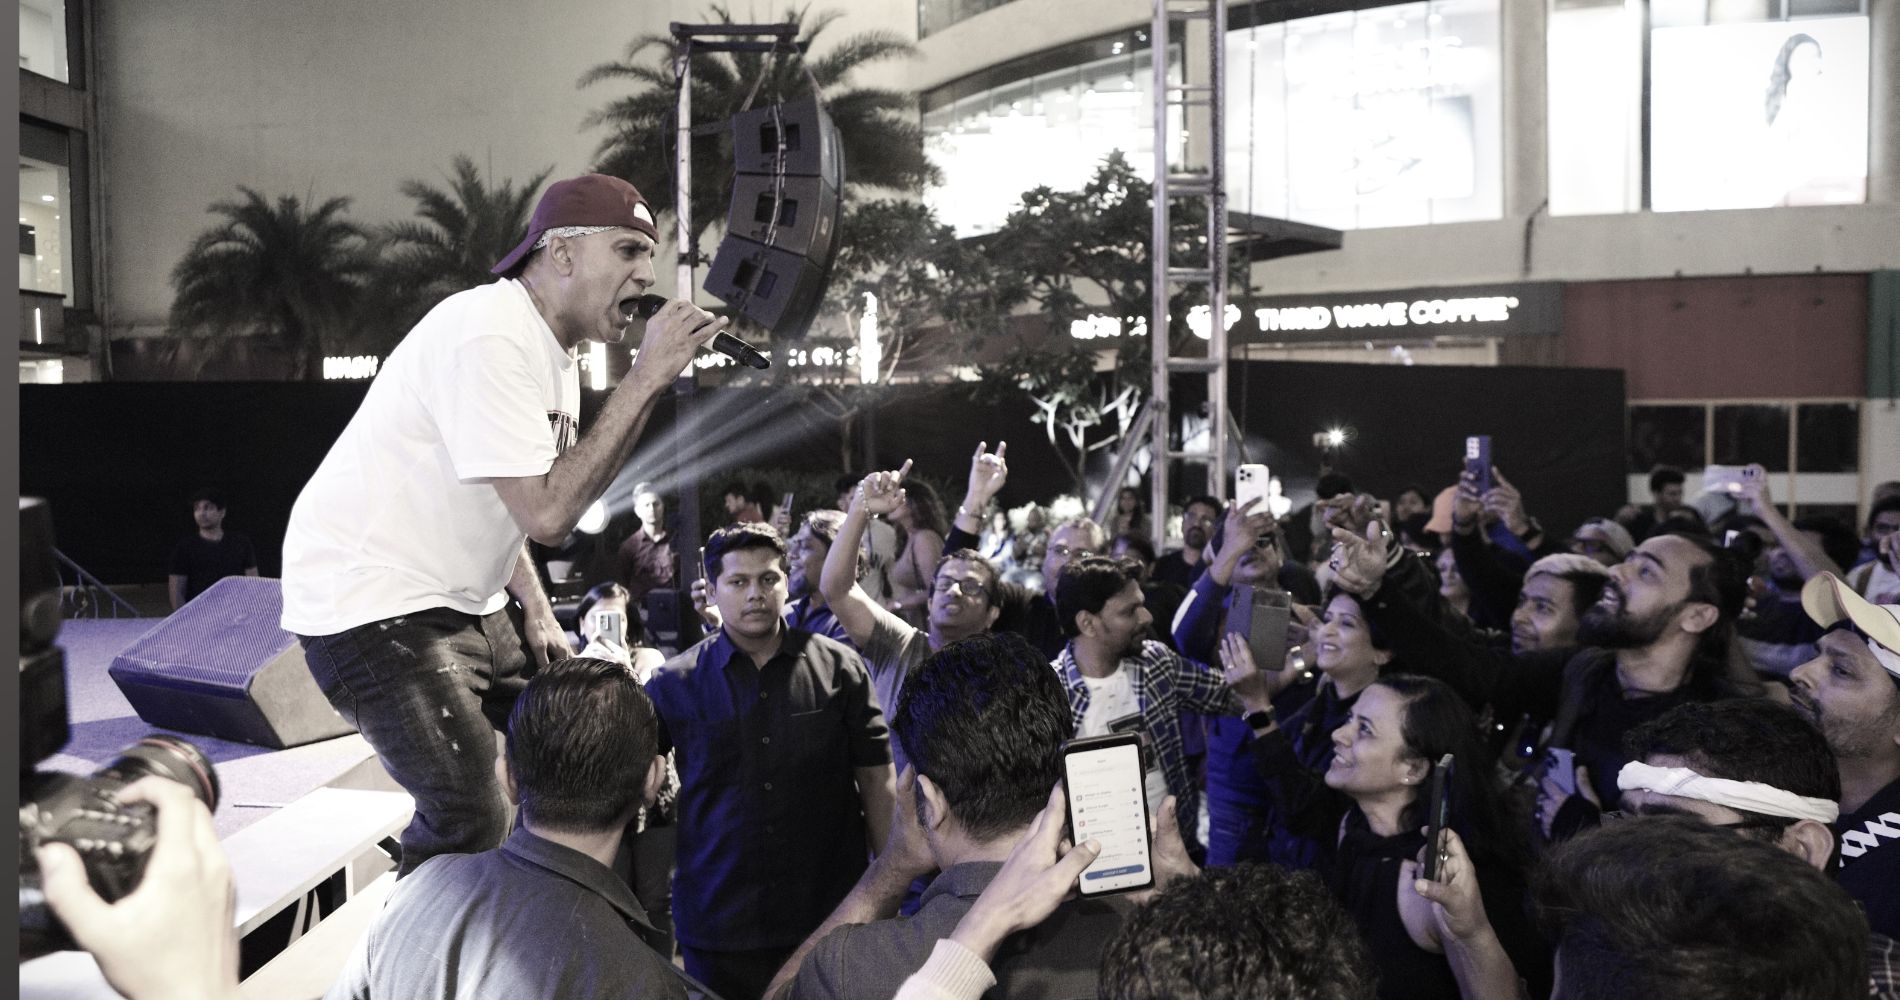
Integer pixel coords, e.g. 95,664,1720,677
1873,932,1899,1000
1055,639,1238,850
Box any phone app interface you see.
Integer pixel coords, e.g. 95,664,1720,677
1068,743,1152,893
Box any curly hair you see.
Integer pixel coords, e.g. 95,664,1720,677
1099,863,1377,1000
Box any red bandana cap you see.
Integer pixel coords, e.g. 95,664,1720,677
491,173,658,276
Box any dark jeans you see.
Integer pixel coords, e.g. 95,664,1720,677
680,944,796,1000
300,606,532,877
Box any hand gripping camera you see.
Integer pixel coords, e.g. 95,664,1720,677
17,498,221,958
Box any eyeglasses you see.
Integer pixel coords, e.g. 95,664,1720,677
933,578,988,598
1050,544,1096,561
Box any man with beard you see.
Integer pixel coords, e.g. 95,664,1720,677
1152,495,1222,589
646,523,895,1000
1792,573,1900,938
822,463,1004,774
1055,555,1242,857
1329,527,1752,844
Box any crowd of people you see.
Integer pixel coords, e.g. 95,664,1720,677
33,174,1900,1000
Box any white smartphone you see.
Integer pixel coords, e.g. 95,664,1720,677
588,608,625,646
1702,464,1746,495
1063,733,1155,897
1235,463,1271,514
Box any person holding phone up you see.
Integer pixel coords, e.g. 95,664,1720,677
1221,644,1548,1000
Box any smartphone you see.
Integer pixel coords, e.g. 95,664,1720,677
698,545,710,583
780,491,795,516
589,608,625,645
1702,464,1745,495
1227,585,1291,672
1542,746,1578,799
1463,436,1492,495
1421,753,1455,881
1235,463,1270,514
1062,733,1156,897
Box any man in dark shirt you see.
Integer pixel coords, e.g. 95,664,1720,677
328,658,685,1000
646,523,895,1000
1016,517,1108,658
1794,573,1900,939
1150,495,1220,590
167,489,258,610
768,632,1131,1000
616,484,676,604
785,510,854,647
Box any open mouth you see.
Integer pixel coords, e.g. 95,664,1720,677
1595,584,1624,612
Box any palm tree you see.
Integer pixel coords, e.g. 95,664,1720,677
578,5,938,254
373,155,552,339
169,188,372,381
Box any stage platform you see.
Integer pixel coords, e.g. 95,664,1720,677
22,617,413,999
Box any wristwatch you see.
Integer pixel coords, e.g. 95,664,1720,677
1243,707,1276,731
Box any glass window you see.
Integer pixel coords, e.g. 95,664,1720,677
923,48,1181,236
1795,402,1858,472
1711,404,1790,471
19,157,72,305
1232,0,1501,230
1650,15,1868,210
18,0,68,84
1629,404,1705,473
918,0,1021,39
1547,0,1643,215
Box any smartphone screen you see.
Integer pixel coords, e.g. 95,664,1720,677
1421,753,1454,881
1463,436,1492,495
1062,734,1155,896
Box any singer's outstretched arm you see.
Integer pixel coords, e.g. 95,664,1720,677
491,298,725,546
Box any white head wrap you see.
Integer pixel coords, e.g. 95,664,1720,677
1617,761,1839,824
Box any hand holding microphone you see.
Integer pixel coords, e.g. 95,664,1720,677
632,294,770,370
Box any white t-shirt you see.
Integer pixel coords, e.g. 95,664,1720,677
1077,666,1171,815
281,279,579,635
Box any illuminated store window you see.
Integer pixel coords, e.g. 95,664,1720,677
18,0,69,83
1547,0,1642,215
924,0,1500,236
1650,5,1868,211
923,48,1182,236
1227,0,1501,230
19,157,73,305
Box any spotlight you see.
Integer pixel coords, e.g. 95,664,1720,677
1326,428,1347,447
577,500,609,535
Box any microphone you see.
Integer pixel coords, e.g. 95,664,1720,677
632,294,771,370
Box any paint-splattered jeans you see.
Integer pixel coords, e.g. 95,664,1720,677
299,606,532,877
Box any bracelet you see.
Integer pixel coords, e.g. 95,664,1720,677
1243,707,1276,730
957,505,974,519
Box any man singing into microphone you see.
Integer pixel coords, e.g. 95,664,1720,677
281,174,726,876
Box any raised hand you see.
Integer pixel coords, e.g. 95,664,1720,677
853,459,913,519
1328,522,1391,598
1483,467,1530,535
1221,630,1297,711
966,441,1009,505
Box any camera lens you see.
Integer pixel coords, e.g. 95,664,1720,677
104,736,221,811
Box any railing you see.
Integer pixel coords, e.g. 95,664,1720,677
54,549,140,619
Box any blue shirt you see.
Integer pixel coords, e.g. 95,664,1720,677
646,626,892,950
787,596,854,649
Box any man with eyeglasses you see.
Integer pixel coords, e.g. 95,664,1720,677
1567,517,1634,568
822,462,1005,773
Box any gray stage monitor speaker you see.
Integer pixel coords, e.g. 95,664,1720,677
108,577,355,749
